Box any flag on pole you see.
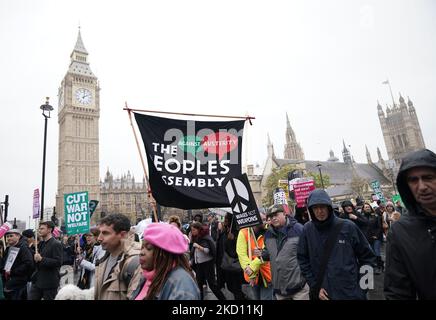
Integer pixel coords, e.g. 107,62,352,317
134,113,245,209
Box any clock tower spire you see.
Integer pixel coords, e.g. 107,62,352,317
56,29,101,222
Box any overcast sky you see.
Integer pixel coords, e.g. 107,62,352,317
1,0,435,225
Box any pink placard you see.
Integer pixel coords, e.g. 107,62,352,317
0,222,12,238
293,180,315,208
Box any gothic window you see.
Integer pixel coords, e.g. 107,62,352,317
402,134,408,147
72,167,76,184
76,119,80,137
77,167,81,184
114,194,120,202
397,135,403,148
392,136,397,149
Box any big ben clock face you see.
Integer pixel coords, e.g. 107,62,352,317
75,88,93,105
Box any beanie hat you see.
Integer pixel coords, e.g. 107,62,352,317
5,229,21,236
22,229,35,238
143,223,188,254
341,200,354,209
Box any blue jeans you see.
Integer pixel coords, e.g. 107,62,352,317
247,283,273,300
372,239,381,257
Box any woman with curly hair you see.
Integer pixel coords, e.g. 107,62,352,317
191,221,227,300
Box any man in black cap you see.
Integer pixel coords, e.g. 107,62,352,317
22,229,36,255
29,221,63,300
384,149,436,299
1,229,34,300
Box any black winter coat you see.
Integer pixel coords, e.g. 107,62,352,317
384,149,436,300
298,189,376,300
32,237,63,289
362,212,384,243
339,211,368,230
1,237,35,290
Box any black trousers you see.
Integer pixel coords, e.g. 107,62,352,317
4,285,27,300
194,260,226,300
29,285,58,300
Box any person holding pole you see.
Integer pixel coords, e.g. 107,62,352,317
1,229,34,300
236,213,273,300
262,204,309,300
29,221,63,300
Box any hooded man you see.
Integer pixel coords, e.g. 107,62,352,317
297,189,376,300
384,149,436,300
340,200,368,231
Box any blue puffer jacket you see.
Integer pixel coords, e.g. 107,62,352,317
297,189,376,300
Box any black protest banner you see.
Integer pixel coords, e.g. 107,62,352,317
89,200,99,217
134,113,245,209
225,173,262,229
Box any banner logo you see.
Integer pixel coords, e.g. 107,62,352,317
225,178,249,213
225,174,262,230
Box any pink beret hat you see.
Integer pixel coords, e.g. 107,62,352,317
143,223,188,254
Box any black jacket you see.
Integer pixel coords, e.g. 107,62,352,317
362,212,384,243
1,237,35,290
384,149,436,300
340,201,368,230
32,237,63,289
62,243,75,266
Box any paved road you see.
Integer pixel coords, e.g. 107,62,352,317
368,241,386,300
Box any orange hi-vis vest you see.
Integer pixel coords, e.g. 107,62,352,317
241,228,272,286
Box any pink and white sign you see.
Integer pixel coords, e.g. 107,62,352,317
33,189,40,219
53,227,61,238
293,180,316,208
0,222,12,238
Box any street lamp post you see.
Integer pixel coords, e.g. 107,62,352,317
316,162,325,189
40,97,54,220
